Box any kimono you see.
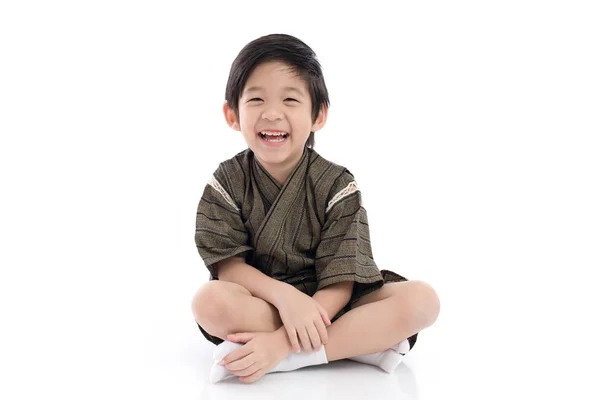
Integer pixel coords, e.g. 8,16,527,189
194,147,417,349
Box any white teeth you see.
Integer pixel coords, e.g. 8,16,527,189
260,131,287,136
264,136,285,142
259,131,288,143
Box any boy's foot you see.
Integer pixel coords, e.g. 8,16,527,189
390,339,410,355
209,340,328,383
349,339,411,373
349,349,404,373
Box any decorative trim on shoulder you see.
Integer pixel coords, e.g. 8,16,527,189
326,181,361,214
208,176,240,212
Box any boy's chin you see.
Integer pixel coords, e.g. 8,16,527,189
253,148,297,165
255,152,288,165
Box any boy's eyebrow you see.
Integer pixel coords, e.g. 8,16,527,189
244,86,305,97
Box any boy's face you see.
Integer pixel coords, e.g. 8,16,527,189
223,61,326,174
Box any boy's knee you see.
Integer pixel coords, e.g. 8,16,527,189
411,280,440,327
191,281,237,328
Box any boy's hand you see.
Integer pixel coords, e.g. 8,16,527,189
273,285,331,353
219,331,289,384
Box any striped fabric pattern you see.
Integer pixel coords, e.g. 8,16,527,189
195,147,408,308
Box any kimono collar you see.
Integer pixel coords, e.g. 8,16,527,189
251,147,310,205
251,146,312,254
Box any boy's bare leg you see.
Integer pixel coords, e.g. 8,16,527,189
322,280,439,361
192,280,439,361
192,280,282,339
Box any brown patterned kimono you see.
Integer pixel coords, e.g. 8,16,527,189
194,147,417,349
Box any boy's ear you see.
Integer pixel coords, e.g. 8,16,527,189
223,100,241,131
311,105,328,132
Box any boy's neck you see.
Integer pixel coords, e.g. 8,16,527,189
255,149,306,187
261,159,296,187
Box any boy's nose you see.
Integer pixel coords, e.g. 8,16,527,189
261,107,283,121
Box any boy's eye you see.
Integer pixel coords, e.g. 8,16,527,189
247,98,298,103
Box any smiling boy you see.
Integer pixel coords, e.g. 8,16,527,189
192,34,440,384
224,60,326,185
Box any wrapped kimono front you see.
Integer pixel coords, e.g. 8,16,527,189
195,147,417,349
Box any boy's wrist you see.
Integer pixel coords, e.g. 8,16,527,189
270,281,295,309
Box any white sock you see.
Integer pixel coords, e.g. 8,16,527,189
269,345,328,373
212,340,242,363
209,341,243,383
349,349,404,373
209,340,329,383
348,339,410,373
390,339,411,355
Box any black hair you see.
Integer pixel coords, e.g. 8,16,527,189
225,33,329,148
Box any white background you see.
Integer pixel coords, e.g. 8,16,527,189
1,1,598,399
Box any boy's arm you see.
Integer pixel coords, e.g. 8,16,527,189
216,256,290,307
312,281,354,319
218,256,353,320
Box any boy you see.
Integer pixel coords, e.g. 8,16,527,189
192,33,440,383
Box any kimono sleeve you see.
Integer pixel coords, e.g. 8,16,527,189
195,173,253,280
314,176,384,304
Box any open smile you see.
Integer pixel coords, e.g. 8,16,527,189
258,131,289,145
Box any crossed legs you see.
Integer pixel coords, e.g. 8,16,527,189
191,279,440,362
